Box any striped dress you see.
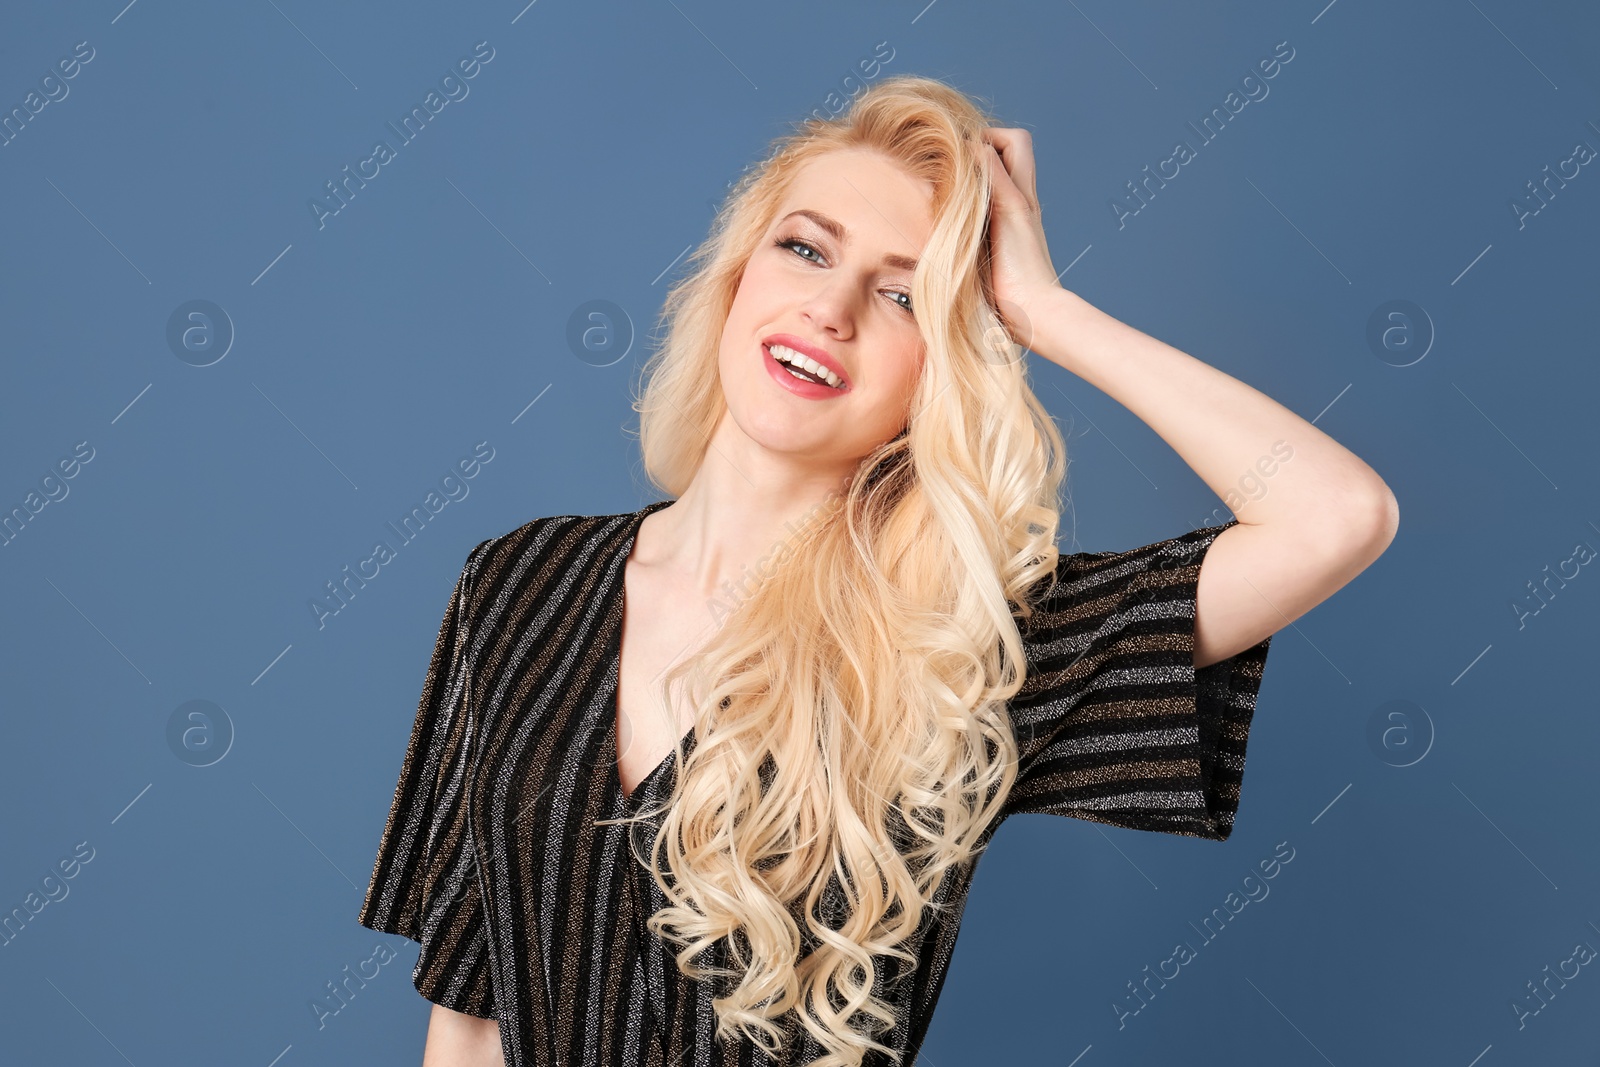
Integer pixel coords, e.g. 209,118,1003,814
357,499,1272,1066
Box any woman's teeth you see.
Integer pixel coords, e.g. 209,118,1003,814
769,344,844,389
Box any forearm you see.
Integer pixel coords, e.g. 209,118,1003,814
1024,286,1396,549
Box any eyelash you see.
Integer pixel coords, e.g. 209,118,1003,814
774,236,915,315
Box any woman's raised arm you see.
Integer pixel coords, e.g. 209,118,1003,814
979,126,1400,668
422,1003,504,1067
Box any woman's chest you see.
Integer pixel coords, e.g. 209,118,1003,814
615,564,720,798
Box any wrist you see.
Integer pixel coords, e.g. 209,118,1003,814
1012,285,1092,370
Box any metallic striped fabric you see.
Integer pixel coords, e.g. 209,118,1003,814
357,499,1272,1066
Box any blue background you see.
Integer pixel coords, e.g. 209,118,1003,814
3,0,1598,1063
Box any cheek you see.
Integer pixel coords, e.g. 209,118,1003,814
860,347,922,430
895,346,926,398
718,335,747,393
733,258,779,304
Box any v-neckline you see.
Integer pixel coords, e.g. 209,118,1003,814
609,498,697,808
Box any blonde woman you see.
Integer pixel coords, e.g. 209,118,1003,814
359,75,1398,1067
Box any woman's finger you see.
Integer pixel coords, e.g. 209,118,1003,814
980,127,1038,211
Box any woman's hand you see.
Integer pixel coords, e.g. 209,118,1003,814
979,127,1065,352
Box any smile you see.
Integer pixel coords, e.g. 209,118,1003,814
769,344,844,388
763,343,849,397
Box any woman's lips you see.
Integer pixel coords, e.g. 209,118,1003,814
762,343,849,399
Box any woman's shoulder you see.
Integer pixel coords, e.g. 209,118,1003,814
461,503,658,596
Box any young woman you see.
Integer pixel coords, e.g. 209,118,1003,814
359,75,1397,1067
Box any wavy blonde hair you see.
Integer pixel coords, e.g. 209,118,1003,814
606,74,1069,1065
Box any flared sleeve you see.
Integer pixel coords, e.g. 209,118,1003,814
357,540,498,1018
1002,520,1272,841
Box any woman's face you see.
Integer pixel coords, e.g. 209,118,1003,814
716,147,933,474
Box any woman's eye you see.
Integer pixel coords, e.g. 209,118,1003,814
778,236,914,315
779,237,821,262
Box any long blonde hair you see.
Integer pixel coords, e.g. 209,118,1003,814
608,74,1069,1065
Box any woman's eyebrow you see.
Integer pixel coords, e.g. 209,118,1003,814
779,209,920,273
